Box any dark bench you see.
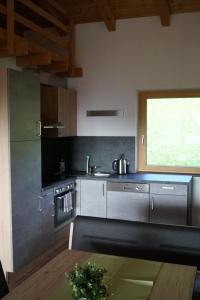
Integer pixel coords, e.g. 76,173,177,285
72,216,200,269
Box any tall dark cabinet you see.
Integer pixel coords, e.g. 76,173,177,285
9,70,43,270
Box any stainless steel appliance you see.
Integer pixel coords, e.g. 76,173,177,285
107,182,149,222
54,182,75,230
112,154,129,175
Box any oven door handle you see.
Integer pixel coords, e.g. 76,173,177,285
57,191,75,200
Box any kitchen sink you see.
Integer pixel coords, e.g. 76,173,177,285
93,172,111,177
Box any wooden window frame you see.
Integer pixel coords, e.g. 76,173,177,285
138,90,200,174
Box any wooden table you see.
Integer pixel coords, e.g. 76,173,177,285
3,250,197,300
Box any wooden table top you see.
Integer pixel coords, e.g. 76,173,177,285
3,250,197,300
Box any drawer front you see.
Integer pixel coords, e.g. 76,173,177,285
150,183,187,196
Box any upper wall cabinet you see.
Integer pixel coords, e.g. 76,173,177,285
41,86,77,138
9,70,41,142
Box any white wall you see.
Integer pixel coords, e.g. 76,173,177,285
69,13,200,226
69,12,200,137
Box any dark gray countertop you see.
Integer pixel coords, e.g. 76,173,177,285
107,173,192,184
42,172,192,189
41,177,76,191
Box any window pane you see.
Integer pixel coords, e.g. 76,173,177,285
147,98,200,167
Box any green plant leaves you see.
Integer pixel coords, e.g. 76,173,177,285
67,262,110,300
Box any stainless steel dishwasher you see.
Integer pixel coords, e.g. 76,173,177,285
107,182,150,222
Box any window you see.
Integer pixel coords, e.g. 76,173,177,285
138,90,200,174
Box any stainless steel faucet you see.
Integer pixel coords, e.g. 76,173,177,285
86,155,91,174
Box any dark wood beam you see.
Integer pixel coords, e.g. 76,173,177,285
0,26,65,61
16,53,52,67
33,0,67,24
68,19,75,72
58,67,83,78
6,0,14,53
0,3,68,48
156,0,171,26
17,0,69,33
38,61,69,73
93,0,116,31
45,0,66,16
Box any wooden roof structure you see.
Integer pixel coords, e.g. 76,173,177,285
0,0,199,77
59,0,200,30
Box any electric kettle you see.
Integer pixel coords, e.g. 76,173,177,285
112,154,129,175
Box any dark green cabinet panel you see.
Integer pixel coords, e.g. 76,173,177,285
11,140,42,270
9,70,40,141
41,188,55,248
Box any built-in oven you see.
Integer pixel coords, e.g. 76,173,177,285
54,182,75,230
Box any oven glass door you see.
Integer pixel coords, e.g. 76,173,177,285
54,190,74,228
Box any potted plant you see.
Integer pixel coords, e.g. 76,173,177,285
67,261,110,300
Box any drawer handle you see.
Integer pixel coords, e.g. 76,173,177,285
162,186,174,190
151,197,154,211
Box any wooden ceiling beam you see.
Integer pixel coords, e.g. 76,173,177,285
46,0,67,16
57,67,83,78
69,67,83,77
38,61,69,73
0,4,7,17
0,42,28,57
16,52,52,67
6,0,14,53
17,0,69,34
33,0,67,25
15,13,67,48
0,3,68,49
68,19,75,72
0,27,29,57
0,26,65,61
156,0,171,26
93,0,116,31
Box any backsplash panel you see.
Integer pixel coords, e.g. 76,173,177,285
41,138,70,182
68,136,135,173
42,136,135,184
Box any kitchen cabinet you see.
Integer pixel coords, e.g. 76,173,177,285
11,141,42,270
41,86,77,138
7,69,43,271
79,179,190,226
9,70,41,141
149,183,188,225
80,180,107,218
40,188,55,248
11,141,42,269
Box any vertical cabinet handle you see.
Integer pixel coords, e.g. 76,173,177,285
103,184,105,197
141,135,145,144
36,121,42,137
151,196,154,211
51,201,55,217
38,196,43,212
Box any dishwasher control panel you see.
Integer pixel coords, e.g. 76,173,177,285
107,182,149,193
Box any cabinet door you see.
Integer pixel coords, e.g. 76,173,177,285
9,70,40,141
107,192,149,222
41,86,77,138
80,180,106,218
41,189,55,248
149,194,187,225
11,140,42,270
58,88,77,137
